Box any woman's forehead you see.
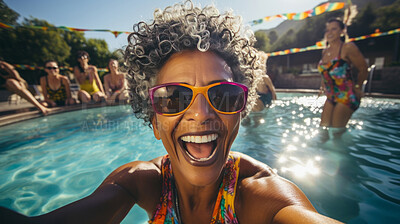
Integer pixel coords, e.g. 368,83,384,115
156,50,233,84
327,21,341,28
46,62,57,66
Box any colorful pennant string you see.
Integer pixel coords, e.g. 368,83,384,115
1,2,346,36
266,27,400,57
11,64,109,72
250,2,345,26
0,22,131,38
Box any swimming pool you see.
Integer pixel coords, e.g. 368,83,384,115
0,93,399,223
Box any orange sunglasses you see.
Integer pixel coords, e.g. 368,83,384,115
149,82,248,116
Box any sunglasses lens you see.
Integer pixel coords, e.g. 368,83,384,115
208,84,246,113
152,85,193,114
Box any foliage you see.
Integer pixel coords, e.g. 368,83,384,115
0,0,111,72
61,31,87,66
372,0,400,31
0,18,70,66
268,30,278,45
0,0,19,25
84,39,111,68
254,31,270,52
270,29,296,51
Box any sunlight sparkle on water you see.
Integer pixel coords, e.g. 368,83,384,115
286,145,297,151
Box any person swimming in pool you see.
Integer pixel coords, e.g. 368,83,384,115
0,1,342,223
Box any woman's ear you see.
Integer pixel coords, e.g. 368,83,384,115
152,116,161,140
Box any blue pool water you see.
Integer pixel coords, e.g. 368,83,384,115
0,93,399,223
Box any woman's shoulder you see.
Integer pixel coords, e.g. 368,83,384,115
59,75,70,84
103,73,111,81
104,157,163,184
233,151,276,179
40,75,47,81
235,152,311,222
343,42,359,52
101,156,164,197
88,65,98,71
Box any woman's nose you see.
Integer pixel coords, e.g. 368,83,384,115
184,93,216,122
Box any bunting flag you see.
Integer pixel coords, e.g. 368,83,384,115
265,27,400,57
0,22,131,38
250,2,346,26
11,64,109,72
1,2,346,35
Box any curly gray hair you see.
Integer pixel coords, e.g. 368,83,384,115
124,0,264,126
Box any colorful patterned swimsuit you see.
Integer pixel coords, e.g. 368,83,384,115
149,153,240,224
318,44,360,111
46,76,67,106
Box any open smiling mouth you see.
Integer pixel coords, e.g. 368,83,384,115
179,133,218,164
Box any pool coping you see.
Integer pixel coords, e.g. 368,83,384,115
0,103,114,127
0,89,399,127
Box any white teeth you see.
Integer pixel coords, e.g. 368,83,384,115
181,134,218,143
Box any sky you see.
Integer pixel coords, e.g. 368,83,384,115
4,0,325,51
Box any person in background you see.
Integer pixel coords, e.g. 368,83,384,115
252,52,277,112
0,1,342,223
103,59,129,105
253,74,277,111
73,51,105,103
0,60,50,115
318,17,368,137
40,60,76,107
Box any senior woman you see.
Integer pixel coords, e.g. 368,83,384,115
0,1,341,223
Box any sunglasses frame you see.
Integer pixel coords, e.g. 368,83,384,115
149,81,248,116
45,67,59,70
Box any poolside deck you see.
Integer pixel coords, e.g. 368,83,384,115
0,89,399,127
0,100,109,127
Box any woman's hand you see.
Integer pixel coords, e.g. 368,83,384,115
47,99,57,107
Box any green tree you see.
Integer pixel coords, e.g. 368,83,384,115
372,0,400,31
2,18,70,65
0,18,71,83
61,31,87,67
271,29,296,51
0,0,19,25
0,0,111,72
84,38,111,68
268,30,278,45
254,31,270,52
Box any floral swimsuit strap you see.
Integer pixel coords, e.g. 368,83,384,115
210,153,240,224
318,43,345,72
149,153,240,224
